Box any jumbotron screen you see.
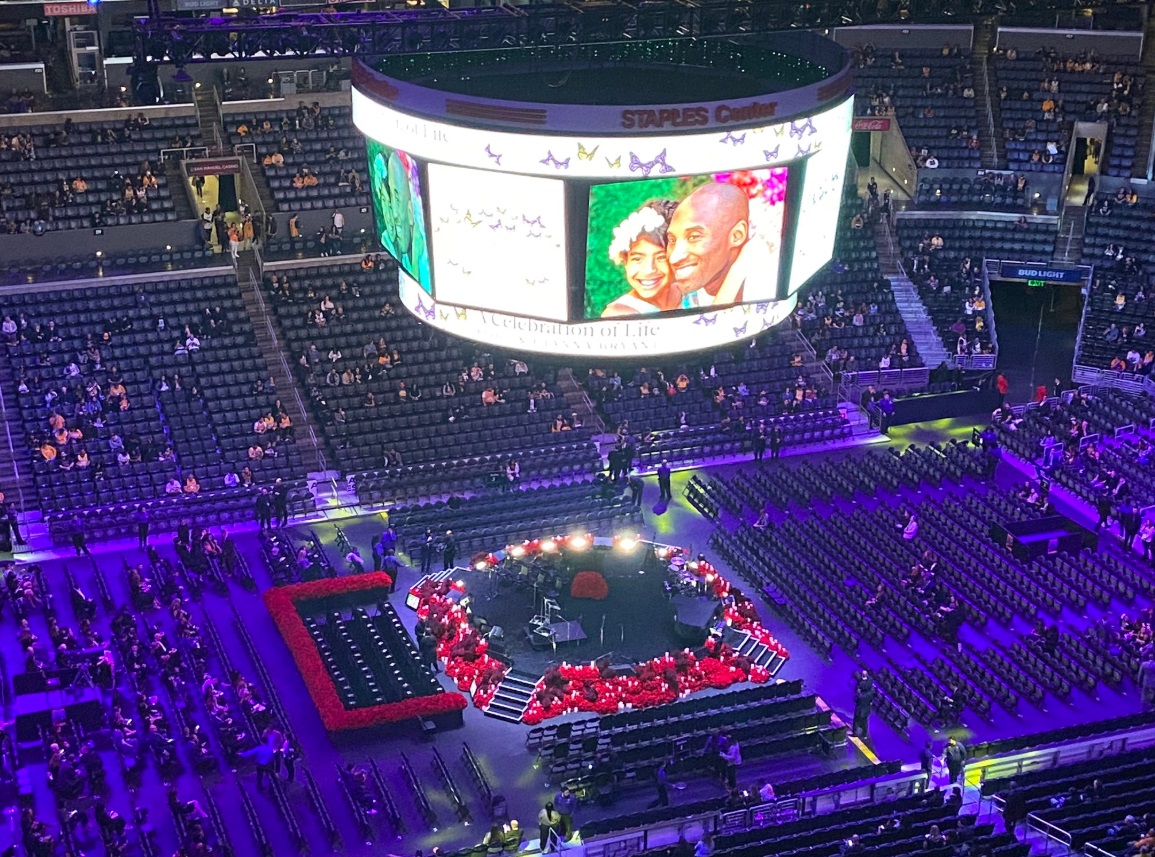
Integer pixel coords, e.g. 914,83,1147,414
354,87,853,356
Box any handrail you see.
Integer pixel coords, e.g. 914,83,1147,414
246,268,326,474
238,157,269,260
979,258,999,361
0,353,26,517
1026,811,1073,847
160,145,209,162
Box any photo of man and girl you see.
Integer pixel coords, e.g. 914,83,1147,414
368,139,431,291
585,168,789,319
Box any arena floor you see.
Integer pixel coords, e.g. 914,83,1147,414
3,419,1147,855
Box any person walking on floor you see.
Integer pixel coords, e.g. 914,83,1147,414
769,424,784,459
649,760,670,808
628,470,644,508
272,479,289,528
134,506,150,549
1139,658,1155,709
255,489,272,531
720,737,742,789
919,740,935,787
554,786,577,841
657,460,673,501
752,423,767,462
70,515,91,557
537,802,562,853
7,502,24,548
442,530,457,570
943,737,967,785
419,529,436,575
852,669,875,737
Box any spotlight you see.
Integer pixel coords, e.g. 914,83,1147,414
656,547,670,560
510,545,526,559
474,561,488,571
569,534,589,551
541,539,557,553
95,251,103,258
164,244,172,251
617,536,638,552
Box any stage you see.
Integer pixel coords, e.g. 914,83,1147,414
466,545,714,676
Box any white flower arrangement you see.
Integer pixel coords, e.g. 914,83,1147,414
608,206,668,264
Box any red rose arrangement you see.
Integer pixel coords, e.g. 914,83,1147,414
570,571,610,601
417,593,508,707
264,573,468,731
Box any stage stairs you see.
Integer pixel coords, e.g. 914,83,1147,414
722,627,789,677
484,669,539,723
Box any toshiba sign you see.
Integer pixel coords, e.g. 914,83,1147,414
44,2,96,15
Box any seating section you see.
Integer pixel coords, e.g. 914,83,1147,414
995,388,1155,514
0,274,311,537
0,114,196,231
1076,197,1154,372
984,745,1155,855
1,245,223,288
706,441,1151,731
994,52,1144,177
850,45,982,169
227,105,370,212
264,262,588,477
541,681,843,794
303,603,441,709
353,440,602,506
638,411,851,469
799,192,923,372
388,480,642,559
897,215,1053,356
914,175,1032,210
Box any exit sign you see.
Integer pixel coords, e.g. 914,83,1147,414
1027,279,1046,288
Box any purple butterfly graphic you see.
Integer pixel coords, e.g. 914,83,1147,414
489,219,504,231
795,142,814,158
629,149,675,177
522,215,544,227
756,303,769,315
790,118,816,139
693,314,718,327
720,131,747,146
540,151,570,169
733,322,748,338
763,146,780,161
413,296,436,322
484,145,503,166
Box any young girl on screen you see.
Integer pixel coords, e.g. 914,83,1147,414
601,200,682,317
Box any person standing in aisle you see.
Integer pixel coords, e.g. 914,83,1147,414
657,460,672,501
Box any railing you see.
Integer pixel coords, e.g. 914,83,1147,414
233,142,257,161
841,366,932,391
160,145,209,162
246,268,326,474
1026,811,1073,848
978,258,999,363
0,355,26,516
239,157,269,259
1072,362,1155,396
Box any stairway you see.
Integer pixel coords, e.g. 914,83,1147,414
484,669,538,723
241,151,280,223
1132,13,1155,180
1055,205,1087,263
194,88,225,152
0,347,41,540
873,220,951,367
164,161,197,221
970,17,1005,170
721,628,789,676
234,249,327,474
557,368,604,434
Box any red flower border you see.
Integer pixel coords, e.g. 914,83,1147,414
263,572,467,731
412,537,789,725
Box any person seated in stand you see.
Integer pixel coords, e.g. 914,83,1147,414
753,509,770,531
165,477,183,495
184,474,200,494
